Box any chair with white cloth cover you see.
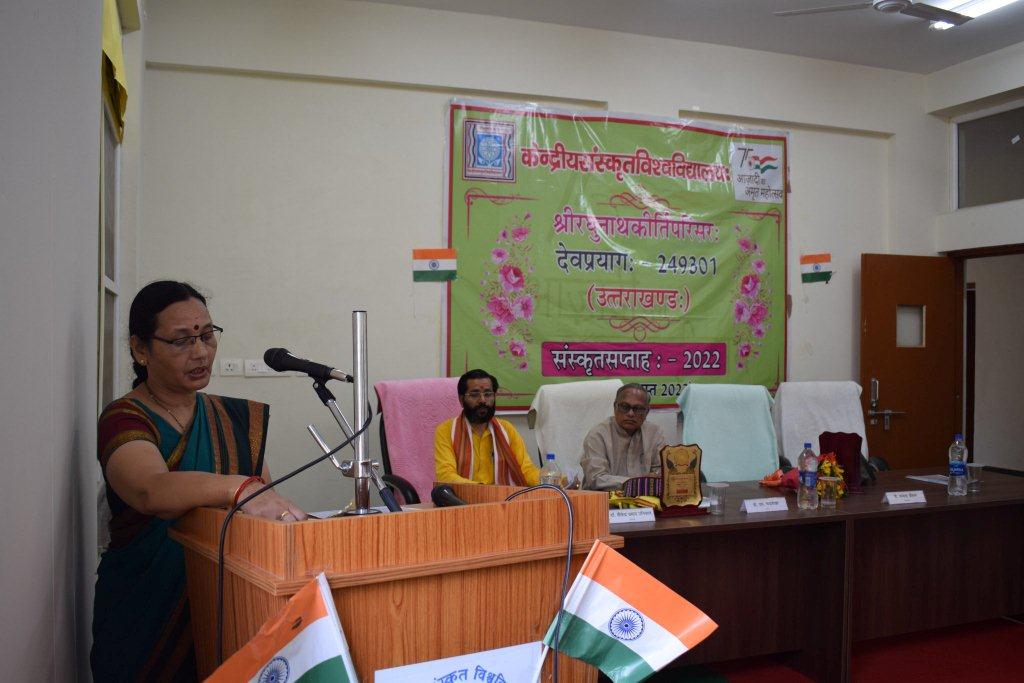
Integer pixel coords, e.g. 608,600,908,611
373,377,462,504
771,380,869,466
677,383,780,482
527,379,623,478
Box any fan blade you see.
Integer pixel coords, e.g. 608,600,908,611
900,3,972,25
774,2,872,17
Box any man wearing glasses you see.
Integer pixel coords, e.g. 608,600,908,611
434,369,540,486
580,384,667,491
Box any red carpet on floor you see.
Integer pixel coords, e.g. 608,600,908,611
659,618,1024,682
851,618,1024,682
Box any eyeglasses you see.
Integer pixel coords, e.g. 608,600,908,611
151,325,223,352
615,402,649,415
463,390,496,401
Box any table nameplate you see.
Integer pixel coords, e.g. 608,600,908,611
740,497,789,513
609,508,656,524
882,490,926,505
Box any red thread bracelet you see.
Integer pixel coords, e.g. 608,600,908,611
232,476,264,508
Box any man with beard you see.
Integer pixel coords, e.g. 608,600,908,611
580,384,667,491
434,369,540,486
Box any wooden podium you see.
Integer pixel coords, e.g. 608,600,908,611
170,484,621,681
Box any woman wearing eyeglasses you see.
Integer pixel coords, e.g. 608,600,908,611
91,280,306,682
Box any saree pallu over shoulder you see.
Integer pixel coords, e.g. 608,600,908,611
202,394,269,477
92,394,269,683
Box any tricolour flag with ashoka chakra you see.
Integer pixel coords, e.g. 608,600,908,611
412,248,457,282
800,253,833,284
207,573,359,683
542,540,717,682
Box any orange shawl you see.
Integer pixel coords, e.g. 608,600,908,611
451,414,528,486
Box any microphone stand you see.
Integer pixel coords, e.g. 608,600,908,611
305,310,384,515
308,424,401,512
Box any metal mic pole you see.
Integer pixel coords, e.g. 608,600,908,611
308,424,402,513
345,310,374,515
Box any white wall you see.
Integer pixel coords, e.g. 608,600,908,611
925,40,1024,115
936,200,1024,252
0,0,100,678
134,0,951,511
965,255,1024,470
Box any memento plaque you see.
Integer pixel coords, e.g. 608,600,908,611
661,444,702,507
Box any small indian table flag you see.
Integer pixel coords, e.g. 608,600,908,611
207,573,359,683
800,252,833,284
541,540,717,683
412,248,457,282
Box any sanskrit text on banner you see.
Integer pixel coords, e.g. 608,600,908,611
446,100,787,409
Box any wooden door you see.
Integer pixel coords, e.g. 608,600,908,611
860,254,962,469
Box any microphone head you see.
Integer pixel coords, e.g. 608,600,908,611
431,484,466,507
263,347,289,371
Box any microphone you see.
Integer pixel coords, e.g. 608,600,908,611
263,348,354,383
431,484,468,507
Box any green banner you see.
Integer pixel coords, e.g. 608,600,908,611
445,100,787,409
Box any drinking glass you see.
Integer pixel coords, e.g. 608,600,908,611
706,482,728,515
820,476,841,508
966,463,983,494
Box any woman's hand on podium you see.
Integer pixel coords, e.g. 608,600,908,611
234,477,308,522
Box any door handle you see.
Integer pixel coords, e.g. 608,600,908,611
867,408,906,431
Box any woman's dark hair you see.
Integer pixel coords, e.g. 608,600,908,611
129,281,207,387
457,368,499,396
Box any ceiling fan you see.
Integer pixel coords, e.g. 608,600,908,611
774,0,972,25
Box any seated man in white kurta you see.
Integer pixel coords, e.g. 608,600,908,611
580,384,667,491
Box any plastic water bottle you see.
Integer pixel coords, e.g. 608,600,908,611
797,442,819,510
948,433,967,496
540,452,562,488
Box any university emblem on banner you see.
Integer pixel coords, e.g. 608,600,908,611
463,119,516,182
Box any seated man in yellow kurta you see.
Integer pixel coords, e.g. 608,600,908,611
434,369,540,486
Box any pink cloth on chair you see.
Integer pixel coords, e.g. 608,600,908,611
374,377,462,503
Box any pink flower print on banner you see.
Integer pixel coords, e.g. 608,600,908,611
731,226,772,373
487,295,516,324
479,212,536,373
512,295,534,321
500,264,525,292
733,299,751,324
748,301,768,326
740,273,761,299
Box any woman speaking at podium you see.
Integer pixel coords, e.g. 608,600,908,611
91,281,306,682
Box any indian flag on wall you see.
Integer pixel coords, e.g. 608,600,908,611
413,248,457,281
542,540,717,683
207,573,359,683
800,253,833,284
